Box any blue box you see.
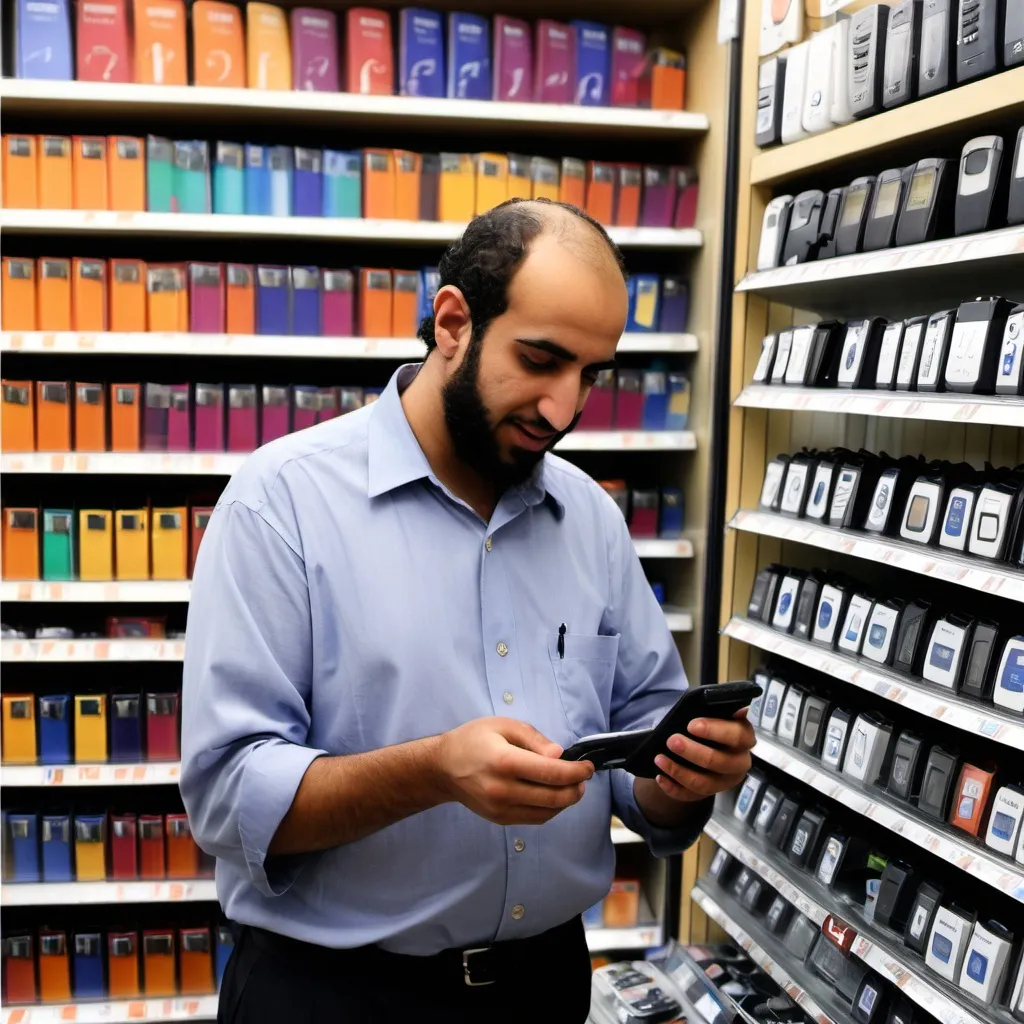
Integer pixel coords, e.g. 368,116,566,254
291,267,322,335
659,488,685,538
323,150,362,218
626,274,661,333
73,935,105,999
572,21,610,105
418,266,440,323
245,144,270,215
213,142,245,215
15,0,72,79
667,373,690,430
659,277,689,332
39,694,71,764
257,266,291,334
110,694,142,762
642,370,668,430
268,146,294,217
41,814,73,882
10,813,39,882
293,148,323,217
447,12,490,99
216,928,234,988
400,8,445,97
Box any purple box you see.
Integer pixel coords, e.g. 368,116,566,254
291,9,339,91
188,263,224,334
493,15,532,101
194,383,225,451
534,20,575,103
611,27,645,107
293,386,320,431
143,383,169,451
641,166,676,227
447,13,490,100
322,269,354,335
261,386,291,444
577,368,614,429
572,21,609,105
614,370,644,428
168,384,191,452
400,8,444,97
227,385,258,452
317,387,340,422
659,277,688,332
291,267,321,335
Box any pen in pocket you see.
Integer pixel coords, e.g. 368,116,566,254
557,623,566,659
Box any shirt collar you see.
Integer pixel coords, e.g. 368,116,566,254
367,364,566,520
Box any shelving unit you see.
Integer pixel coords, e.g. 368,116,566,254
585,924,664,954
1,880,217,907
0,996,219,1023
1,762,181,787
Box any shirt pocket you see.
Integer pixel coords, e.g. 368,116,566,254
547,632,620,741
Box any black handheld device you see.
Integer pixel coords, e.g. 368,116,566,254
560,680,762,777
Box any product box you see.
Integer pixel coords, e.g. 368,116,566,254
585,161,616,224
493,15,532,100
192,0,245,86
559,157,585,208
244,143,269,214
640,165,676,227
627,274,660,332
674,167,699,227
291,267,321,335
3,136,37,208
400,8,444,97
363,149,396,218
572,21,610,104
108,137,146,211
173,140,211,214
359,268,392,336
638,48,686,110
615,165,641,226
534,20,575,102
293,147,323,217
2,259,36,331
133,0,187,84
247,2,292,89
347,8,394,94
761,0,804,56
267,145,293,216
323,150,362,217
77,0,131,82
226,264,255,333
530,156,559,201
291,8,339,90
507,154,531,201
392,269,419,337
610,27,645,106
439,153,475,221
475,153,508,215
72,384,106,452
146,136,174,212
213,142,245,214
15,0,72,79
37,259,72,331
395,151,422,220
322,269,354,335
72,258,107,331
447,12,490,99
72,136,108,210
603,879,641,927
110,259,147,331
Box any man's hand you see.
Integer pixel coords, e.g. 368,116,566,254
438,717,594,826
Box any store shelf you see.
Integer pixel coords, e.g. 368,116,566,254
1,880,217,907
0,330,698,358
705,816,993,1024
733,384,1024,429
610,824,645,845
0,210,704,250
662,607,694,633
1,637,185,662
0,78,710,139
752,734,1024,903
0,995,218,1023
725,616,1024,750
750,68,1024,186
585,923,663,953
729,510,1024,601
0,581,192,602
631,538,694,558
1,762,180,787
690,885,840,1024
734,225,1024,319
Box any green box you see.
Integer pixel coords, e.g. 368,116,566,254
42,509,75,581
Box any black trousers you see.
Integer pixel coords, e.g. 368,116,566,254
217,916,593,1023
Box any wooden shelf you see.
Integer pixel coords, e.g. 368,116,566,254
728,509,1024,602
1,880,216,906
733,384,1024,428
0,210,703,250
0,331,698,358
750,68,1024,186
0,78,710,140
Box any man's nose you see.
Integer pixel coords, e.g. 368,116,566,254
537,377,582,434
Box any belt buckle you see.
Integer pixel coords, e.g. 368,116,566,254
462,947,495,987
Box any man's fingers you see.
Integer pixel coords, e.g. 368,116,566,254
686,716,757,750
654,753,748,798
495,718,564,759
499,744,594,786
665,734,753,776
502,778,587,810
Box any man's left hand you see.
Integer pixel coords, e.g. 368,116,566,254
652,713,757,803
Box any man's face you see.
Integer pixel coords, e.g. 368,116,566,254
442,235,627,489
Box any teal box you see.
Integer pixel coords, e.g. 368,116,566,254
213,142,245,215
174,140,211,214
322,150,362,218
146,136,174,212
42,509,74,581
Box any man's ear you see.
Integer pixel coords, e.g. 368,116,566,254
432,285,472,360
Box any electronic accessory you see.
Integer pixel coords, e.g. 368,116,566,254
783,914,819,961
950,762,995,836
813,190,844,262
753,333,780,384
893,601,933,675
905,882,943,954
837,317,887,387
749,565,783,622
946,296,1017,392
849,5,890,117
771,329,795,384
757,56,786,147
1008,0,1024,64
761,678,789,734
862,600,904,666
814,583,851,647
779,454,816,515
863,167,909,251
806,321,846,386
782,41,811,144
749,669,769,728
895,157,955,246
922,614,974,689
853,973,890,1024
887,730,925,802
956,136,1008,235
836,177,876,256
985,785,1024,856
894,315,930,389
843,712,893,784
926,903,975,981
788,807,827,868
968,481,1024,559
784,325,819,384
804,458,839,521
769,796,802,850
782,190,826,264
793,574,825,641
956,0,1006,83
822,708,854,771
993,635,1024,712
772,571,805,633
1009,128,1024,226
900,472,947,543
830,19,855,125
916,308,956,391
959,920,1015,1003
939,484,979,551
883,0,923,108
760,455,790,510
803,25,839,135
797,694,832,756
918,746,960,818
919,0,956,95
960,620,1000,700
757,197,794,271
996,304,1024,394
830,459,884,528
755,784,785,835
810,930,868,1004
777,684,806,744
766,895,795,935
864,461,918,534
838,593,874,655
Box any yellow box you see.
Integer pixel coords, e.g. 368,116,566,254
74,694,108,762
74,817,107,880
2,694,37,763
115,509,149,580
79,510,114,581
151,507,187,580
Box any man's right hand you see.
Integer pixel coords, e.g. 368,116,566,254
437,717,594,826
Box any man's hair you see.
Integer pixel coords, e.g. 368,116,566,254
417,198,627,352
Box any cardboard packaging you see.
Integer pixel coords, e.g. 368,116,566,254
530,157,560,201
16,0,72,79
448,12,490,99
110,813,138,878
38,136,73,208
585,161,616,224
72,258,107,331
3,936,37,1004
2,258,37,331
75,382,107,451
110,384,142,450
256,265,289,334
346,8,394,94
293,147,322,216
108,137,146,211
475,153,509,214
79,510,114,580
77,0,131,82
227,385,258,451
261,385,291,443
400,8,444,96
493,15,532,100
133,0,187,84
151,507,188,579
38,931,72,1001
244,143,269,214
247,2,292,89
1,379,35,450
291,8,338,90
507,154,532,201
192,0,246,86
639,48,686,110
74,694,108,761
147,264,189,331
115,509,149,579
615,165,642,226
362,149,396,218
173,140,211,213
38,258,72,330
73,815,107,881
3,135,38,208
641,165,677,227
179,928,213,995
189,263,225,333
395,150,422,220
291,266,321,334
323,150,362,217
213,142,245,214
603,879,641,927
146,693,180,759
322,269,354,335
108,933,141,998
190,507,213,575
37,381,72,450
392,269,420,337
2,508,39,579
439,153,475,221
2,693,37,759
72,136,108,209
139,817,164,876
573,21,610,104
293,385,319,431
42,509,74,580
559,157,586,208
535,20,576,102
226,264,255,333
359,269,393,336
674,167,699,227
194,383,225,450
142,931,177,996
420,153,441,219
146,136,175,212
611,27,646,106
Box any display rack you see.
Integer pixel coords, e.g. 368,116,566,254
0,996,219,1024
1,881,218,907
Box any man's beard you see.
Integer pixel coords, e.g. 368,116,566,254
441,339,580,493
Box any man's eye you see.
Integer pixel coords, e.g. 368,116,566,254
521,354,556,372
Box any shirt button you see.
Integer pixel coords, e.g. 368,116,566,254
511,904,525,920
485,536,493,552
496,642,509,657
503,691,514,705
513,838,525,853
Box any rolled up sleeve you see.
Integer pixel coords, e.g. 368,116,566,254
601,499,711,856
180,498,327,897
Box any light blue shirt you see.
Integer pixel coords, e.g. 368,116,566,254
181,364,704,956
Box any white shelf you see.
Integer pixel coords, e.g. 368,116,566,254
557,431,696,452
705,816,993,1024
610,824,645,845
734,225,1024,319
585,924,663,953
1,879,217,906
1,637,185,662
690,885,839,1024
729,510,1024,602
0,210,703,250
0,330,698,358
734,384,1024,429
0,78,710,139
0,581,192,602
726,616,1024,751
1,762,181,786
752,734,1024,903
662,607,694,633
631,538,694,558
0,995,218,1023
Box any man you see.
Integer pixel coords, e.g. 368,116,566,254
181,199,755,1023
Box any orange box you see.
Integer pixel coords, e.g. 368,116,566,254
640,49,686,110
72,136,109,210
108,933,141,998
559,157,586,209
1,380,35,451
193,0,246,87
108,137,146,211
603,879,641,927
36,381,72,451
38,931,72,1003
147,264,188,331
134,0,188,84
530,156,559,202
166,814,199,878
179,928,213,995
72,258,108,331
142,931,177,996
2,508,39,579
247,2,291,89
950,764,995,837
115,508,150,579
475,153,509,215
359,269,392,337
439,153,475,222
362,149,396,219
151,507,187,579
394,151,421,221
3,135,38,208
507,154,531,202
586,162,616,225
75,383,108,451
38,136,73,209
2,257,37,330
391,270,419,338
37,258,72,330
110,259,147,331
226,265,255,334
615,165,642,227
110,384,142,451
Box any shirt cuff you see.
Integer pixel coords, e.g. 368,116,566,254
610,769,713,859
237,739,327,897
